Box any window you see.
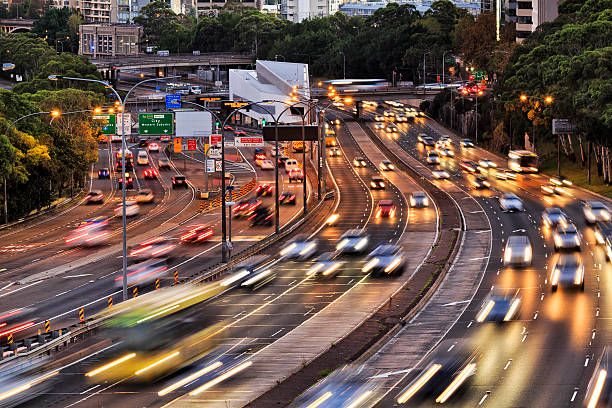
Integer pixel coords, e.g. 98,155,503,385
507,8,516,16
517,15,532,24
517,1,532,9
516,30,531,38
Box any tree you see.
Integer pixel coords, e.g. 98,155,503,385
460,13,497,72
134,1,178,41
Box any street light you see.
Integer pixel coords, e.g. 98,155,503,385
339,51,346,80
3,110,60,224
518,93,554,159
48,74,181,301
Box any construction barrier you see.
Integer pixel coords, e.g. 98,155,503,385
78,308,84,323
174,270,179,284
199,202,204,213
133,287,138,298
108,297,113,310
155,278,160,290
7,333,12,344
44,320,50,333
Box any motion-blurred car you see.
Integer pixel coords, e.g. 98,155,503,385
138,139,149,148
362,244,405,275
220,255,274,290
374,115,385,122
426,152,440,165
253,148,266,161
233,198,261,218
550,253,584,292
85,190,104,204
418,135,435,147
65,217,110,247
376,199,396,218
148,143,160,153
493,168,517,180
134,189,154,204
432,169,450,179
256,184,274,197
374,122,385,129
289,168,304,183
475,289,522,323
118,172,134,189
115,159,133,171
550,176,572,187
395,340,477,404
379,161,394,171
325,213,340,226
369,176,385,190
328,147,341,157
396,114,409,122
114,257,168,289
542,207,567,229
583,347,612,408
279,191,296,205
180,225,214,243
499,193,524,212
172,175,188,189
553,222,582,251
353,157,367,167
259,159,274,170
114,200,139,217
336,229,369,254
130,237,175,260
439,135,452,146
306,252,343,278
503,232,532,266
437,147,454,157
471,176,490,189
158,158,171,169
279,236,318,260
594,222,612,245
0,358,59,408
460,160,478,173
385,124,398,133
249,206,274,226
584,201,611,224
98,168,110,179
478,159,497,169
541,182,565,196
160,135,171,142
143,168,158,179
460,139,474,148
410,191,429,208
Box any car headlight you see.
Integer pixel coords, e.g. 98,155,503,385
523,246,532,263
574,235,581,245
354,237,368,251
379,182,385,188
575,267,583,285
410,198,416,206
362,258,379,272
551,268,560,285
603,211,610,221
503,298,521,321
384,257,402,273
336,238,348,250
554,235,562,247
423,198,429,206
596,231,605,244
476,300,495,322
371,182,376,187
504,248,512,263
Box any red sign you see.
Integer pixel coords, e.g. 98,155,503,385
210,134,222,147
235,136,264,147
187,139,197,151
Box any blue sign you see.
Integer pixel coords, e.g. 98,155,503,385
166,94,181,109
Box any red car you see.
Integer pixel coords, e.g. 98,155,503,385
280,191,296,205
289,169,304,183
256,184,273,197
233,199,261,218
130,236,176,259
143,168,159,179
223,125,234,131
180,225,214,243
236,130,247,136
375,200,396,218
118,173,134,189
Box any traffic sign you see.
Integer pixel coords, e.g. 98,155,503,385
166,94,181,109
208,146,221,159
210,134,222,147
187,139,197,151
116,113,131,135
139,113,174,135
226,201,236,206
224,101,249,108
215,160,222,172
206,159,215,172
235,136,264,147
552,119,577,135
93,114,116,135
173,137,181,153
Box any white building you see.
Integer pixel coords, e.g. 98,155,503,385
509,0,561,42
229,60,310,126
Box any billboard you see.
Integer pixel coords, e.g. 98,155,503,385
262,125,318,141
175,111,212,139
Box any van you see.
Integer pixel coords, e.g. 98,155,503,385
190,86,202,95
137,150,149,165
284,159,299,173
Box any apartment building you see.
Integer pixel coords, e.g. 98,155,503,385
511,0,561,42
79,23,141,56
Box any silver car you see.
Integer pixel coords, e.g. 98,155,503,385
362,244,405,275
279,236,318,260
542,207,566,229
336,229,369,254
553,222,581,251
499,193,524,212
550,253,584,292
504,233,532,266
306,252,343,278
583,201,611,224
410,191,429,208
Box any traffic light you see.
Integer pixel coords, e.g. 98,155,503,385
262,119,267,126
215,120,220,127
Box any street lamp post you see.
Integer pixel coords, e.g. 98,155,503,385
3,110,61,224
518,93,553,158
48,74,180,301
339,52,346,80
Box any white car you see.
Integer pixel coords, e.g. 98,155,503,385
439,135,452,146
353,157,367,167
115,200,140,217
336,229,369,254
553,223,582,251
437,147,454,157
499,193,524,212
284,159,300,173
410,191,429,208
147,143,160,153
379,161,394,171
134,189,154,204
583,201,611,224
136,150,149,165
478,159,497,168
504,233,532,266
432,169,450,179
426,152,440,165
279,237,318,260
260,160,274,170
374,123,384,130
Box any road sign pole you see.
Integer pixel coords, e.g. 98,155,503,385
220,128,227,263
275,122,280,234
301,115,307,215
121,98,128,302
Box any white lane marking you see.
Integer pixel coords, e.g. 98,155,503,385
0,282,14,291
570,389,578,402
503,360,512,370
80,385,100,394
63,274,93,279
585,357,590,367
478,392,490,405
0,280,42,298
271,328,285,337
442,300,470,307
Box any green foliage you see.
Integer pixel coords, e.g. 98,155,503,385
32,8,81,53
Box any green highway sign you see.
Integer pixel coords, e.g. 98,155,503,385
93,114,116,135
473,71,488,81
138,113,174,135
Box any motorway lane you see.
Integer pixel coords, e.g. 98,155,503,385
0,142,302,341
355,104,605,407
20,119,411,408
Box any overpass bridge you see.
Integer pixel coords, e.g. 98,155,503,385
89,53,254,77
0,19,34,34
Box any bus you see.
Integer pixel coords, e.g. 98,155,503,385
293,141,305,152
508,150,539,173
325,127,337,147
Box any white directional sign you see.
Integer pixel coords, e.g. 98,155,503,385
208,146,222,159
116,113,132,136
552,119,577,135
206,159,215,172
235,136,264,147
